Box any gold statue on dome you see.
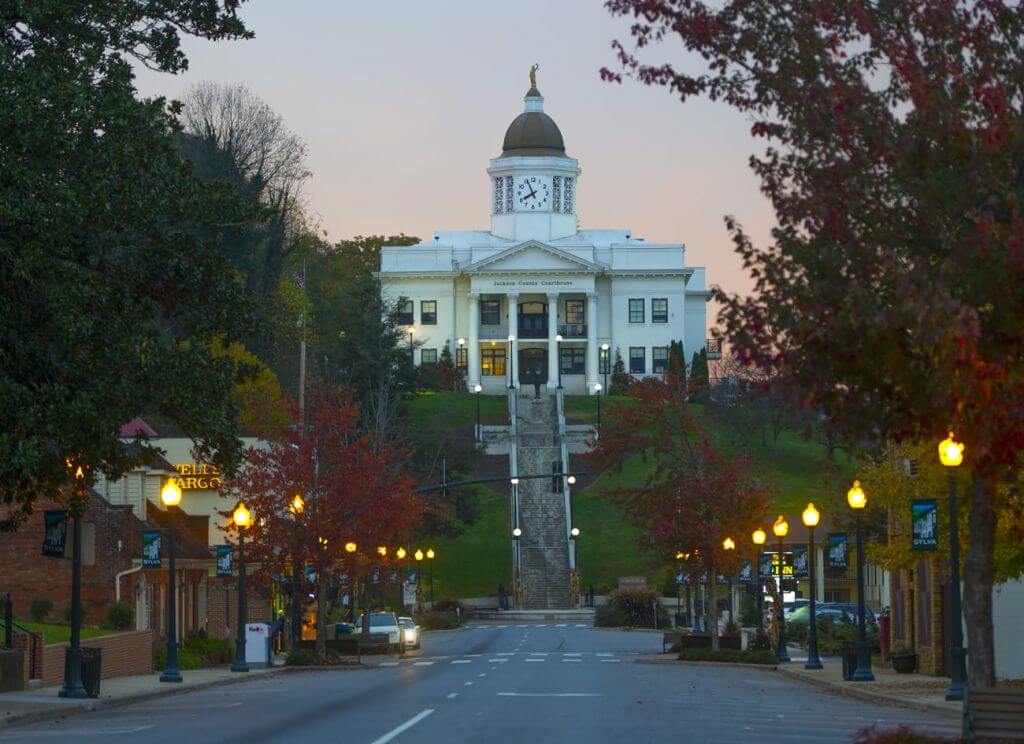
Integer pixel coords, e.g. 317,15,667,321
530,63,539,89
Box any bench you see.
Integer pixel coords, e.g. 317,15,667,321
964,687,1024,743
662,632,682,653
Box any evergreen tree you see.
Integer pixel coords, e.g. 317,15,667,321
610,347,630,395
668,340,686,377
689,349,709,387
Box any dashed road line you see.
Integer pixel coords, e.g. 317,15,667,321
525,658,545,663
451,659,471,665
447,693,458,699
369,709,434,744
413,662,435,666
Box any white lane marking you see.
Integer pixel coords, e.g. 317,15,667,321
556,623,567,627
369,709,434,744
595,653,613,657
447,693,458,699
465,681,474,686
563,652,581,656
516,624,528,627
536,624,547,627
380,662,400,667
414,661,435,666
600,659,622,663
488,658,508,662
451,659,471,665
498,693,602,698
563,659,582,662
497,652,515,655
478,673,486,677
575,624,587,627
529,652,548,656
525,658,545,663
465,654,482,657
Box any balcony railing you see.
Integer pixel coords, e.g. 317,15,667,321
479,324,509,340
557,324,587,339
706,338,723,359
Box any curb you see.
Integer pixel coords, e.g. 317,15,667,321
0,666,340,730
633,657,778,671
775,666,961,719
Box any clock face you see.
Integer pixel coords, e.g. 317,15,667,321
515,176,550,211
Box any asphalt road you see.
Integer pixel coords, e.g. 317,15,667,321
3,622,958,743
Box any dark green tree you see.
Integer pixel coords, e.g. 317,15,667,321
668,340,686,377
610,347,630,395
688,349,709,387
1,1,253,526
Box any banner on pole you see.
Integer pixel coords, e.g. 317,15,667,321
911,499,939,550
827,533,848,570
792,546,808,579
216,545,233,577
739,559,752,582
142,530,162,568
758,554,772,579
407,569,418,585
371,567,381,585
42,510,69,558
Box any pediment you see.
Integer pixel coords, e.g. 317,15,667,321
464,241,599,274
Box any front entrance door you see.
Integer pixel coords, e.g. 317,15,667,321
519,348,547,386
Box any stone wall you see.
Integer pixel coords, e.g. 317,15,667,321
40,629,155,687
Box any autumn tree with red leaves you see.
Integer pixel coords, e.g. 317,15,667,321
225,388,422,659
587,372,770,649
604,0,1024,685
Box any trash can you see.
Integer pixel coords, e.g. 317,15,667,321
841,641,858,681
82,647,102,698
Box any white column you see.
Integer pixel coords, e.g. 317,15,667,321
547,293,559,388
507,293,518,388
468,292,480,388
586,292,599,393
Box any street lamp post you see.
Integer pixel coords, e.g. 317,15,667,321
289,495,305,650
802,503,823,670
752,528,766,632
772,515,791,663
723,537,736,623
508,334,516,390
159,480,183,683
231,502,252,672
426,549,436,604
556,334,563,389
59,465,88,698
570,527,580,578
600,342,610,394
847,480,875,681
939,433,967,701
594,382,602,439
474,384,483,442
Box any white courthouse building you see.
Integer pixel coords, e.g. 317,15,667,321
379,73,713,395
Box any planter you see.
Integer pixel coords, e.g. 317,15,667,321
890,652,917,674
677,634,741,650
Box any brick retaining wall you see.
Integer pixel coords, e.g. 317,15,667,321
40,629,154,687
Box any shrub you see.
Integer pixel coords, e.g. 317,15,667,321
606,588,668,628
184,635,234,666
723,620,740,636
29,596,53,622
415,610,458,630
594,604,628,628
678,648,778,665
63,600,88,623
106,601,134,630
748,628,772,651
852,725,955,744
739,594,759,627
154,645,202,670
285,648,317,666
787,619,809,644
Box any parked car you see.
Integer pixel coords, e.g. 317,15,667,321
783,599,810,618
334,621,355,635
399,617,421,650
787,602,877,625
354,612,405,652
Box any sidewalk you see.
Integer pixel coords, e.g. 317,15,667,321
779,655,962,718
0,667,284,729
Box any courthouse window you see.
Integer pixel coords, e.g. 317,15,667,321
652,298,668,323
599,346,610,375
481,299,501,325
629,347,645,374
421,300,437,325
652,347,669,373
456,348,468,370
628,299,644,323
420,349,437,365
560,347,585,374
564,299,585,325
482,347,506,376
397,300,414,326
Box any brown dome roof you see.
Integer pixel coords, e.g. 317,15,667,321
501,108,566,157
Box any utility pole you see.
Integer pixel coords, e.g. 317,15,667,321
298,257,307,418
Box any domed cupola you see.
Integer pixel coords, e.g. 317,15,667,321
501,85,566,157
488,66,581,242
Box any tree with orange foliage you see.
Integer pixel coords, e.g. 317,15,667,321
587,371,770,649
225,387,422,660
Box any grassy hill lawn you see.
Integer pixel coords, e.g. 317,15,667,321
14,620,109,645
403,391,853,599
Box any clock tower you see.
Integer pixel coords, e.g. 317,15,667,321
488,68,580,242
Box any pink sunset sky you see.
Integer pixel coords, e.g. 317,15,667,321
133,1,777,322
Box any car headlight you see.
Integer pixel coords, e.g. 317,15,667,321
404,629,417,642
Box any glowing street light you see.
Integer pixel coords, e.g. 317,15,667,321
939,433,967,700
345,541,357,554
290,494,305,514
802,502,823,670
231,502,252,673
751,528,767,631
847,482,874,682
158,478,184,684
771,515,790,662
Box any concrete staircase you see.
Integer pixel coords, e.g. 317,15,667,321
515,393,571,610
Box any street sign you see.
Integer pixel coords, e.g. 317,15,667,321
911,499,938,550
770,551,793,577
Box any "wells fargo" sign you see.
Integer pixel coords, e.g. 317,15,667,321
174,463,222,490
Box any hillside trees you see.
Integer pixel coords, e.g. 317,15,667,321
0,1,254,526
587,371,770,649
604,0,1024,685
225,387,422,659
